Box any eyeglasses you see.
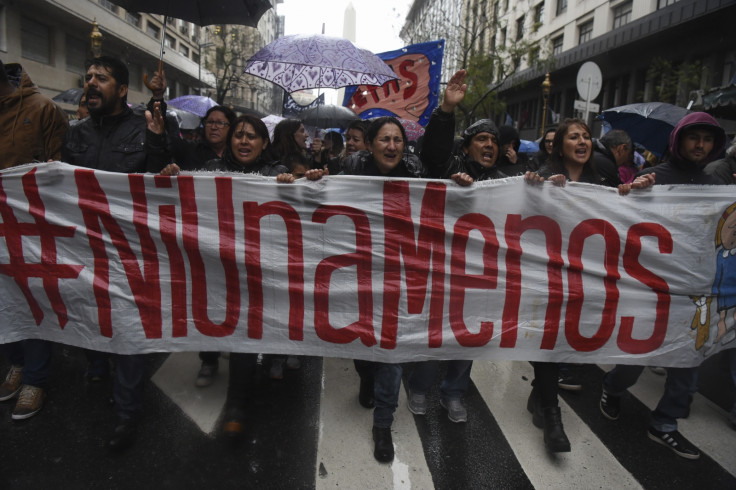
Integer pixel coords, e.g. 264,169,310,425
544,139,554,145
205,120,230,128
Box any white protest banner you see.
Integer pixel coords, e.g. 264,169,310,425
0,162,734,366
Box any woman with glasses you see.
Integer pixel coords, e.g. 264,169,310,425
167,105,236,173
528,126,556,172
160,105,236,387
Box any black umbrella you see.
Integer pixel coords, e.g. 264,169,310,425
599,102,690,157
52,88,84,105
298,105,359,130
111,0,273,89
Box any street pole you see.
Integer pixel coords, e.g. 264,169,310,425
540,73,551,138
198,37,215,95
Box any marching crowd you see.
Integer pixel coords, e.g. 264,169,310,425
1,55,735,466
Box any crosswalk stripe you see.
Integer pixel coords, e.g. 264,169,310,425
151,351,228,435
472,361,644,489
147,354,735,488
316,357,434,489
597,363,736,477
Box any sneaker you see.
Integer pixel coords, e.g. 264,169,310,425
270,358,284,380
647,427,700,460
11,385,45,420
195,362,218,387
407,390,427,415
285,356,301,370
0,365,23,401
558,374,582,391
648,366,667,376
600,389,621,421
440,398,467,423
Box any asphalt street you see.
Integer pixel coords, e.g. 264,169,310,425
0,345,734,489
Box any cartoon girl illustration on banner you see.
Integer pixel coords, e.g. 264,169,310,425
712,202,736,345
695,201,736,353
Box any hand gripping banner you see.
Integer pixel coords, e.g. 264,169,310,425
0,162,734,366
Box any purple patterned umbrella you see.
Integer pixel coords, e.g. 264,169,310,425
243,34,399,93
167,95,218,118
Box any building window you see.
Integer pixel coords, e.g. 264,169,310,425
125,12,141,27
578,20,593,44
612,1,632,28
534,3,544,25
516,16,524,41
164,34,175,49
500,27,506,48
556,0,567,16
657,0,680,8
99,0,118,13
179,44,189,57
66,35,86,74
552,35,563,55
128,63,141,91
21,17,50,64
147,23,160,39
529,46,540,65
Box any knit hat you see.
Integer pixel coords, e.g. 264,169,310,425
462,119,499,147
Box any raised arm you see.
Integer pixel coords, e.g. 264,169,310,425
421,69,468,178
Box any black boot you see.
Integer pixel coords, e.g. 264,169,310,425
526,386,543,429
106,417,137,453
372,426,394,463
542,407,571,452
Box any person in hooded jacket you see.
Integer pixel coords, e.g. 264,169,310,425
0,60,68,168
0,60,68,422
600,112,732,461
495,125,531,176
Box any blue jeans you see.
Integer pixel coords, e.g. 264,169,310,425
408,360,472,400
86,350,146,420
603,364,698,432
354,360,402,428
1,340,52,388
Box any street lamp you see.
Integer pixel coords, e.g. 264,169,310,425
540,72,552,138
90,21,103,58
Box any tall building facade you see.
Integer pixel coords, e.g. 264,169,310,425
0,0,281,116
402,0,735,139
400,0,464,84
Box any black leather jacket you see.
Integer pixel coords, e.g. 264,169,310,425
62,105,168,174
420,108,507,181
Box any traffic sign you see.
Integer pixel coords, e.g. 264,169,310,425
574,99,600,113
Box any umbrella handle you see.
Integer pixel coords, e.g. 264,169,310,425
143,59,164,91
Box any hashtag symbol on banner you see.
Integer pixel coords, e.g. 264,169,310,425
0,168,83,327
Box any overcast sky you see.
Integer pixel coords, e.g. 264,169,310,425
277,0,411,54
